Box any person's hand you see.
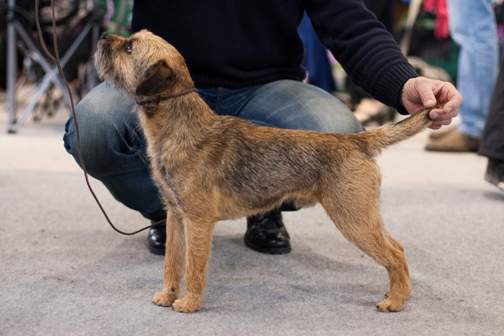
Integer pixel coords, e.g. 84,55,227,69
401,77,463,130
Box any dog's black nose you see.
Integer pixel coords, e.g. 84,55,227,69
100,32,111,41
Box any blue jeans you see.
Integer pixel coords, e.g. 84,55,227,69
63,80,362,220
448,0,498,138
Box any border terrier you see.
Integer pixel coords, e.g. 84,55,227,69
95,30,432,313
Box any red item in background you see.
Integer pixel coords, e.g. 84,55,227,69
424,0,450,39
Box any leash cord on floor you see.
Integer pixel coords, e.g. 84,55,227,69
34,0,152,236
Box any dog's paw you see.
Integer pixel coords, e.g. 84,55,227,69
376,296,406,312
152,291,177,307
172,295,201,313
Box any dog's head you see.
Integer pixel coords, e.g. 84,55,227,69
94,30,193,98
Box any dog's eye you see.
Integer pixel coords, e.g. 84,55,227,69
124,41,133,54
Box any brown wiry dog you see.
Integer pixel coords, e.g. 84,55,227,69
95,30,432,313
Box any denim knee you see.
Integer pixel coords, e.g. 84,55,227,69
288,90,363,134
318,107,363,134
63,83,145,177
240,80,363,134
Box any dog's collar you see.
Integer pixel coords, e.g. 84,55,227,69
136,88,197,107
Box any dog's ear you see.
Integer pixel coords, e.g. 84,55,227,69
135,60,174,96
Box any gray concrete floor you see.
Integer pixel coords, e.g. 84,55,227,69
1,109,504,336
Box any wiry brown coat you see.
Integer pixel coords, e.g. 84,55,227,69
95,30,431,313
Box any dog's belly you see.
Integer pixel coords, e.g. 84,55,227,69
216,188,317,219
216,166,320,218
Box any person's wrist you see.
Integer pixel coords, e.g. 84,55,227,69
398,77,416,115
400,78,414,107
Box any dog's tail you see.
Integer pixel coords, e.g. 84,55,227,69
352,109,432,157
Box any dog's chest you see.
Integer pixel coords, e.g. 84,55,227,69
148,142,186,208
153,163,183,208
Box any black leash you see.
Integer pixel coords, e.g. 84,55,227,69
33,0,182,236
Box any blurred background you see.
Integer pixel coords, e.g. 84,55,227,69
1,0,503,132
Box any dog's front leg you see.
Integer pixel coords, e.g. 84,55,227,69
152,209,185,307
172,218,215,313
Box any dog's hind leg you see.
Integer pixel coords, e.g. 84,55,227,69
320,175,411,312
172,217,215,313
152,209,186,307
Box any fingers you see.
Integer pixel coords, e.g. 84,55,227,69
429,116,454,129
400,77,462,130
429,109,442,119
416,79,438,108
429,120,451,130
441,83,463,114
438,119,453,126
427,82,461,130
429,108,455,129
429,107,458,120
429,106,454,129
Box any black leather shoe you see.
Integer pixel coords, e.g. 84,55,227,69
485,158,504,191
148,219,166,255
244,209,291,255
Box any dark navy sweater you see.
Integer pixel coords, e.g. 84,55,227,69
131,0,418,109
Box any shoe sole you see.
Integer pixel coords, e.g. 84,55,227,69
149,238,291,256
485,172,504,192
243,235,292,255
425,145,479,153
148,244,165,256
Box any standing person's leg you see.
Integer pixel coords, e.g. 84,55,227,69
427,0,498,151
234,79,362,254
480,59,504,190
450,0,498,138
